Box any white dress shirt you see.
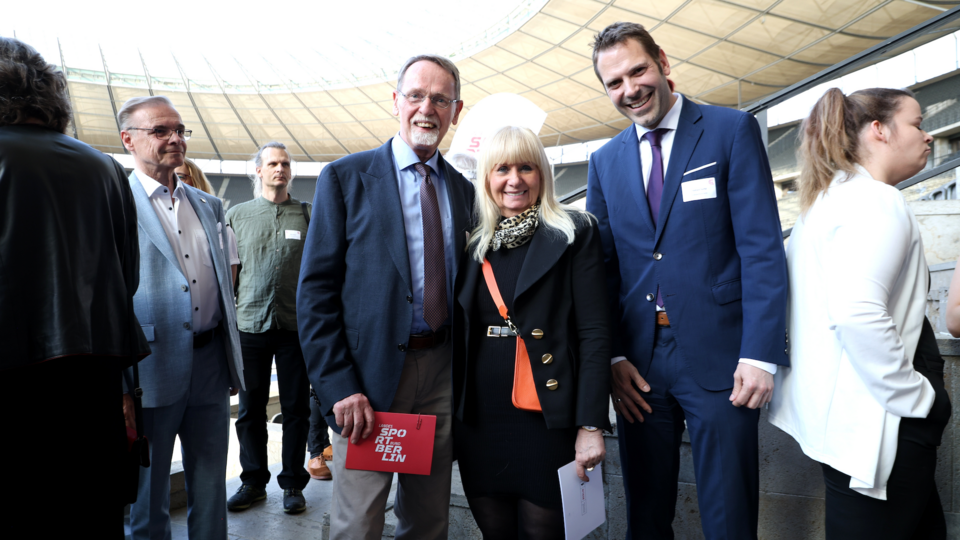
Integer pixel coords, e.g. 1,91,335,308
768,166,935,499
136,169,222,334
611,95,775,375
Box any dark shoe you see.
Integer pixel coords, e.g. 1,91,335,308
283,488,306,514
227,485,266,511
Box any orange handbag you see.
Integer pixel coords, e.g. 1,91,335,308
481,259,542,412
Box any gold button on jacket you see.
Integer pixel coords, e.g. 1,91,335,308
541,353,553,365
546,379,559,390
531,329,544,339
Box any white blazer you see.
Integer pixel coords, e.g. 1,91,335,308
768,166,935,500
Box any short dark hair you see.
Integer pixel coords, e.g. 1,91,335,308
591,22,662,84
0,37,72,133
397,55,461,100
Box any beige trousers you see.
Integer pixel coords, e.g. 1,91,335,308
329,340,453,540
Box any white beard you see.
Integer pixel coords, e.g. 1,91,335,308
411,128,439,148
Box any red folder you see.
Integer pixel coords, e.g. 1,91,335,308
344,412,437,476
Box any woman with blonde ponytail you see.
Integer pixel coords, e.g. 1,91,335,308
769,88,951,539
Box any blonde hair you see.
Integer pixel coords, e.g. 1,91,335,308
798,87,914,213
180,158,214,195
468,126,587,263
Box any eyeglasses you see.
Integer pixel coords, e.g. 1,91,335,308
397,89,460,110
176,173,193,180
127,127,192,141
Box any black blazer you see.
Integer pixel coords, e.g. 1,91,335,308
453,215,612,430
0,125,150,370
297,139,474,432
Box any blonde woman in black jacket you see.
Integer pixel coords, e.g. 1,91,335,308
452,126,611,540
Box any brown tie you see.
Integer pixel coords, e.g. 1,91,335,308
414,163,447,331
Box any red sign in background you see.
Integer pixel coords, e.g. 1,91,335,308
345,412,437,476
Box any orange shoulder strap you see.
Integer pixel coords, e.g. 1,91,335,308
481,259,510,321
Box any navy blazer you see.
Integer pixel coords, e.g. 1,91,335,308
586,98,788,391
298,138,475,432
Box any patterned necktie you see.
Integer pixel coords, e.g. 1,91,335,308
643,128,669,224
643,128,668,308
414,163,447,331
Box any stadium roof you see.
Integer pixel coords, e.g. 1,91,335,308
6,0,958,162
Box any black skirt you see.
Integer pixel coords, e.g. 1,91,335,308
453,243,577,509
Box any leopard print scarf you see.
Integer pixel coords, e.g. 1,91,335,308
490,202,540,251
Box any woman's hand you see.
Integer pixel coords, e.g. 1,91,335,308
575,428,605,481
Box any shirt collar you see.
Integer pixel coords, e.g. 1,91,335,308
392,134,441,176
635,93,683,139
256,194,297,206
135,168,179,199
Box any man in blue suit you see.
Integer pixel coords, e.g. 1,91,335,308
586,23,788,539
119,96,245,540
297,54,473,540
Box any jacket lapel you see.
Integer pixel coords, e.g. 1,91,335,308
655,97,703,246
618,128,656,234
439,156,472,273
128,172,184,277
360,139,413,294
515,225,569,300
181,186,227,289
456,253,482,318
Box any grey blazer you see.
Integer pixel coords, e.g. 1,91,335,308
125,172,244,408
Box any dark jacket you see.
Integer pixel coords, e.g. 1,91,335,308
297,138,475,431
453,215,612,430
0,125,150,369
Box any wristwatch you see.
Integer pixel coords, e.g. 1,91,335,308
581,426,598,432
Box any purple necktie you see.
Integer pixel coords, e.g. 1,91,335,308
643,128,668,308
414,163,447,332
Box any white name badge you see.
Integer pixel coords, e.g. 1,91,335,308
285,230,302,240
681,178,717,202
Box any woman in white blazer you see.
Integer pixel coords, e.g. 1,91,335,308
768,87,952,539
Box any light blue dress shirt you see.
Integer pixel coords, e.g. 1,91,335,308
391,135,456,334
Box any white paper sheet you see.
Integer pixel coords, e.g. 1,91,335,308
558,461,605,540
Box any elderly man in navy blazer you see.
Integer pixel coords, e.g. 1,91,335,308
298,54,474,539
586,23,788,540
120,96,244,540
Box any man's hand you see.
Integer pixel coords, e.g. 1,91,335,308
123,393,135,430
334,393,376,444
730,363,774,408
575,429,606,481
611,360,653,423
229,387,239,396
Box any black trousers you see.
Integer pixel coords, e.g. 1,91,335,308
2,357,124,538
236,330,311,490
308,387,331,457
822,318,952,540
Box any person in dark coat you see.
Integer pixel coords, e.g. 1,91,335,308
0,37,149,538
452,125,611,539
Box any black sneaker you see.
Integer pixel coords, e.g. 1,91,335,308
227,485,266,511
283,489,306,514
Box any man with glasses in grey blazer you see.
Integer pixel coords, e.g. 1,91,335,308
120,95,245,540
